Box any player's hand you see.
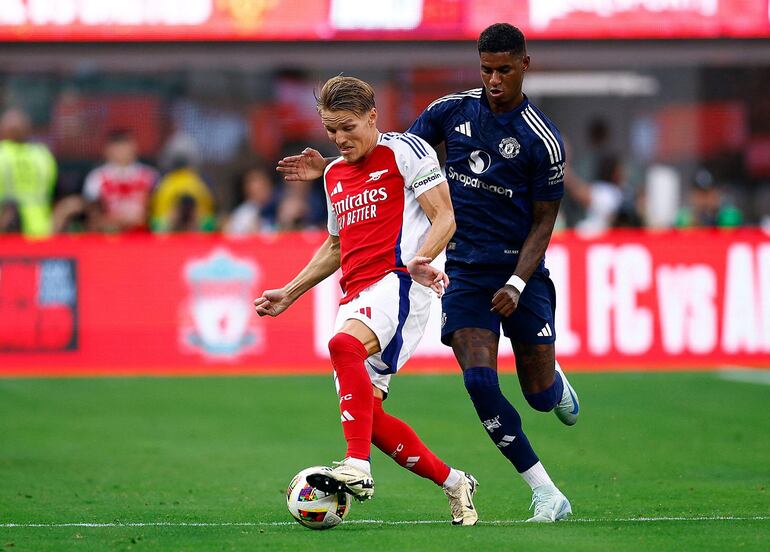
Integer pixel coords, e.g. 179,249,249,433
407,256,449,297
254,288,292,317
276,148,326,181
491,285,520,317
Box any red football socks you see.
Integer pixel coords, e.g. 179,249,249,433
371,397,451,486
328,331,452,486
328,332,373,461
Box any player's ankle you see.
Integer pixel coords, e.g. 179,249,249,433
343,457,372,475
520,461,554,491
523,375,564,412
442,468,463,489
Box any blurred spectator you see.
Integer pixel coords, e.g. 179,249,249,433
52,195,87,233
565,154,642,233
614,192,645,228
166,195,203,233
573,117,612,182
570,154,635,233
0,108,57,237
273,140,331,230
675,169,743,228
276,191,311,232
169,99,247,164
83,130,158,232
0,200,23,233
151,154,215,233
275,178,328,231
159,122,202,174
559,136,590,228
224,165,277,235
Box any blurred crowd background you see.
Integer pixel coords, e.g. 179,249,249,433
1,39,768,237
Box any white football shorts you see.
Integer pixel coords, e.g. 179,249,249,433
333,271,432,394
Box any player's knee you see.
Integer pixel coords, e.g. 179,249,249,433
371,396,385,424
328,332,367,361
523,379,562,412
463,366,502,398
327,333,346,356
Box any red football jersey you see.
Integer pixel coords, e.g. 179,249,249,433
83,162,158,229
324,132,445,304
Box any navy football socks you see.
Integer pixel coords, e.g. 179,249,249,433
523,371,564,412
463,366,539,473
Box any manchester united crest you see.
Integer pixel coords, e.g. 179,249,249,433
499,137,521,159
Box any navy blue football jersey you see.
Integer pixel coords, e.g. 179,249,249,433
408,90,565,267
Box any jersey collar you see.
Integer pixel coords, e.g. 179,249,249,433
479,91,530,117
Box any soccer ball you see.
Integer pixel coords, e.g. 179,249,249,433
286,466,352,530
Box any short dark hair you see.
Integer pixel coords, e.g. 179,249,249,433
106,128,134,143
478,23,526,56
597,154,622,184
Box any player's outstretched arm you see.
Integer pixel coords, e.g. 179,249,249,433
408,181,456,294
491,199,561,317
254,234,341,317
276,148,329,182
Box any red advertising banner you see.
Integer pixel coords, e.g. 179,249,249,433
0,229,768,376
1,0,768,41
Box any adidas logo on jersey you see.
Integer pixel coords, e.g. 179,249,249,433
537,323,553,337
365,169,389,182
454,121,472,137
330,181,343,196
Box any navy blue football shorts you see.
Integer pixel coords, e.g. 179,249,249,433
440,262,557,346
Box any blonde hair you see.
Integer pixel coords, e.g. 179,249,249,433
316,76,375,116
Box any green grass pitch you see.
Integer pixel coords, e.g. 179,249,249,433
1,371,768,551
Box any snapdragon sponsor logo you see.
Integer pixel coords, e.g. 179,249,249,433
412,168,443,190
334,187,388,229
469,150,491,174
447,166,513,198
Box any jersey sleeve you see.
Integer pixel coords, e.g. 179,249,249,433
530,130,566,202
406,104,445,148
325,193,339,236
82,169,102,202
323,163,340,236
392,133,445,199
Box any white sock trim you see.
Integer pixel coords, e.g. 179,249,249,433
521,461,554,490
442,468,463,489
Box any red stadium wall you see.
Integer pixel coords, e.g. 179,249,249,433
0,230,769,376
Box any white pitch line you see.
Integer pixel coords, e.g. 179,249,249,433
718,368,770,386
2,516,769,528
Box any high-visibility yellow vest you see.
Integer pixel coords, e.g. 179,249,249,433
0,139,57,237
